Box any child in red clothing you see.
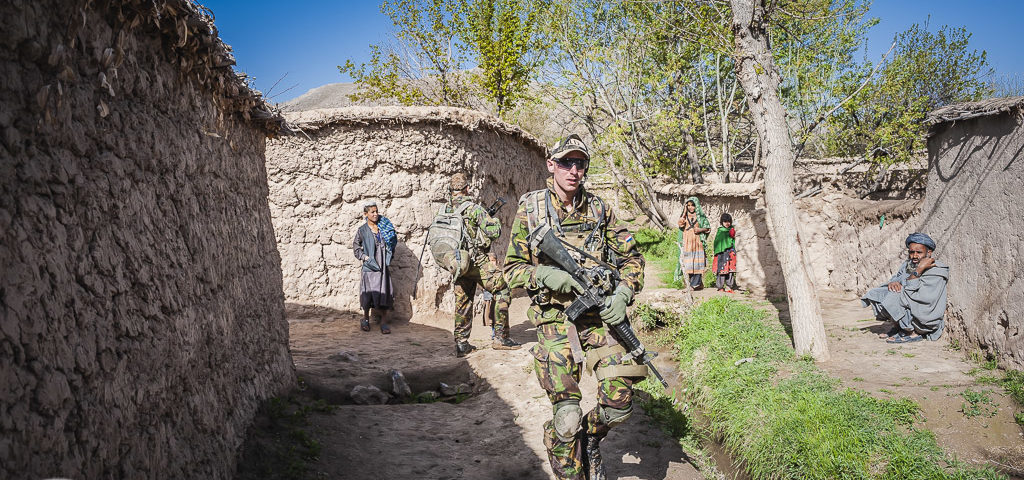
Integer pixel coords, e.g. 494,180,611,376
712,213,737,292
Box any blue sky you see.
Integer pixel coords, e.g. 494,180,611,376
201,0,1024,103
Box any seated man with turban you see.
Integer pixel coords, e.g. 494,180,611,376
861,233,949,343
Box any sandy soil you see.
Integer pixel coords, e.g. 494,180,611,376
287,293,704,480
814,290,1024,476
269,263,1024,479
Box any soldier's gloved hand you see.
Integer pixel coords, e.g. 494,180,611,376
534,265,583,294
600,285,633,325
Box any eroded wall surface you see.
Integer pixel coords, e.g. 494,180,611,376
0,1,295,477
267,108,548,319
923,113,1024,368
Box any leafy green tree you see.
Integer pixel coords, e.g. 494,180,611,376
340,0,548,117
458,0,549,117
827,24,993,164
339,0,470,107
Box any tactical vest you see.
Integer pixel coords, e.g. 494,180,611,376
521,188,608,266
521,188,613,309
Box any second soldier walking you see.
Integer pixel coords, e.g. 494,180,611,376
446,173,522,357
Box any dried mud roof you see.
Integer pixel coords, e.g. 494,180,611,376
282,106,548,156
926,96,1024,128
109,0,287,135
652,180,763,198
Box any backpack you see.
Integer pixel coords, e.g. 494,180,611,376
427,201,473,277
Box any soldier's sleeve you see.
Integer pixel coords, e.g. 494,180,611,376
473,203,502,239
605,208,645,294
503,201,538,289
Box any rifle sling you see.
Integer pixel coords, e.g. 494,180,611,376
565,321,585,365
585,343,625,374
595,364,649,381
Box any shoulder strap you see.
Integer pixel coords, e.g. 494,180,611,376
543,191,563,236
521,189,547,233
455,201,474,215
583,193,605,248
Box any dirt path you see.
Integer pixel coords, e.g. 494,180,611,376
263,263,1024,479
814,290,1024,474
286,292,705,480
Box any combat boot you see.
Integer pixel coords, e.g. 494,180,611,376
455,342,478,358
582,433,606,480
491,337,521,350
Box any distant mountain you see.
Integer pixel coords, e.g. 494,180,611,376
278,83,397,112
278,81,579,145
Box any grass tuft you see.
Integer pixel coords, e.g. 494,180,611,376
237,395,329,480
960,388,998,418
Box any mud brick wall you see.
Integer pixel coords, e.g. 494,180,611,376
0,1,295,478
922,112,1024,368
652,184,921,296
267,107,548,319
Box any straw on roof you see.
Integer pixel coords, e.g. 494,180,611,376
282,106,548,156
103,0,289,135
926,96,1024,127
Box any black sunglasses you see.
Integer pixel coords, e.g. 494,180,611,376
554,157,589,170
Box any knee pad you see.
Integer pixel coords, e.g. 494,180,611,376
552,400,583,442
598,404,632,427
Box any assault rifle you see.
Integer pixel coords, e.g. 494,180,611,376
527,225,668,388
486,197,506,217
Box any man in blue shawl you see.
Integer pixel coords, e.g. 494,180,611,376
861,233,949,343
353,200,398,334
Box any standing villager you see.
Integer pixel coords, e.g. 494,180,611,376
862,233,949,343
353,201,397,334
675,196,710,290
712,213,737,292
504,134,646,480
446,173,521,357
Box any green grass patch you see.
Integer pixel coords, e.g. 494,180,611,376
1004,370,1024,405
665,296,1004,480
963,351,1024,425
960,388,998,418
635,227,685,288
633,303,676,331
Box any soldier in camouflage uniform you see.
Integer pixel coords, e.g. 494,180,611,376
503,135,646,480
447,173,522,357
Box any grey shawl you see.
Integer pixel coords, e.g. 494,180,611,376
861,259,949,340
353,223,393,272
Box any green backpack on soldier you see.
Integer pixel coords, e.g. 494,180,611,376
427,201,473,278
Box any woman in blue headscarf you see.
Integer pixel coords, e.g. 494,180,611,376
353,200,398,333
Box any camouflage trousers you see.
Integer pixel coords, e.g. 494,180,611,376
453,254,511,343
528,305,640,480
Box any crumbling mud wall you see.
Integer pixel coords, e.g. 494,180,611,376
793,194,922,294
0,1,295,478
922,103,1024,368
266,107,548,319
652,183,920,296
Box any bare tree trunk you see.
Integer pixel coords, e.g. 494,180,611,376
730,0,829,360
602,158,667,229
684,130,704,183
